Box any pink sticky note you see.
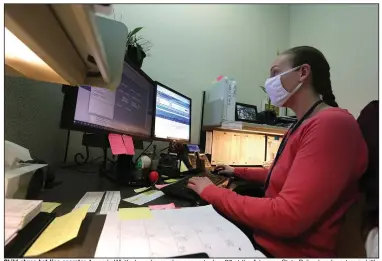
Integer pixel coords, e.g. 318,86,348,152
108,134,127,155
149,203,176,210
155,184,169,190
122,135,135,155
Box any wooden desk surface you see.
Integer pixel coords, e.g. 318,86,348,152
35,166,194,258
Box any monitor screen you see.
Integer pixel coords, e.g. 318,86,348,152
70,62,154,137
187,144,200,153
154,83,191,141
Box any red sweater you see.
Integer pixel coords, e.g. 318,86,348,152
201,108,368,257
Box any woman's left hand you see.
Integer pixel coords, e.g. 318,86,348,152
187,177,214,195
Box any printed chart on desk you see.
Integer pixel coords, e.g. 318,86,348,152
95,205,265,258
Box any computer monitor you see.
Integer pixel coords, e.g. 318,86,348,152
153,82,191,142
60,61,155,139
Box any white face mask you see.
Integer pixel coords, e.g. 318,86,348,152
264,66,302,107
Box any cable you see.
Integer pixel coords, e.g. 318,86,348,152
74,146,90,165
63,130,71,163
62,155,104,169
134,141,153,164
159,146,169,153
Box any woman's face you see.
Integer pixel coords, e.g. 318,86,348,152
269,54,310,93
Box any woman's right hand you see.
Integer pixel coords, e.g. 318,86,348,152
215,165,235,176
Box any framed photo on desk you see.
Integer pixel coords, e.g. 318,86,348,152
235,102,259,123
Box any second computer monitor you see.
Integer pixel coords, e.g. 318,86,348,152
154,82,191,142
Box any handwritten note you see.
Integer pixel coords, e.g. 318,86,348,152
108,134,127,155
122,135,135,155
148,203,176,210
118,207,153,220
24,205,90,257
41,202,61,213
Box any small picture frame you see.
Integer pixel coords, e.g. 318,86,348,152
235,102,259,123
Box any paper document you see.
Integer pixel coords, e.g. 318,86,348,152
164,179,179,184
99,191,121,215
41,202,61,213
74,192,105,213
5,140,33,167
118,207,153,220
123,190,164,205
149,203,176,210
24,205,90,257
134,187,150,193
95,205,264,258
5,164,47,179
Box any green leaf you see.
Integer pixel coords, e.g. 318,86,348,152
259,86,266,93
129,27,143,37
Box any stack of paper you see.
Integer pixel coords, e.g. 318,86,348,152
5,199,42,245
5,228,18,246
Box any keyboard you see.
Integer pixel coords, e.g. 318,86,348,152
161,172,231,203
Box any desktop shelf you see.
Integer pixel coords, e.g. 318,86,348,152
203,121,288,136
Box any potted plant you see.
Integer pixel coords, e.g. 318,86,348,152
125,27,152,68
259,50,281,115
259,86,278,114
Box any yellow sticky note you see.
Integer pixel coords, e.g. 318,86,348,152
180,161,188,173
118,207,153,220
164,179,179,184
41,202,61,213
134,187,149,193
24,205,89,257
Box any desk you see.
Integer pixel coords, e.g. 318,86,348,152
34,166,199,258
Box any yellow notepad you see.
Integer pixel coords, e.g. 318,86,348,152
118,207,153,220
133,187,150,193
24,205,89,257
41,202,61,213
164,179,179,184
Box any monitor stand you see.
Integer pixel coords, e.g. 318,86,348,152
67,132,150,187
103,154,150,187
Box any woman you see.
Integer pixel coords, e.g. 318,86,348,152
187,46,368,257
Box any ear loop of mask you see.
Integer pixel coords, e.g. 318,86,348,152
280,65,303,93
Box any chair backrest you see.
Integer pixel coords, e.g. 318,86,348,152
357,100,379,230
336,101,379,257
336,195,366,257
